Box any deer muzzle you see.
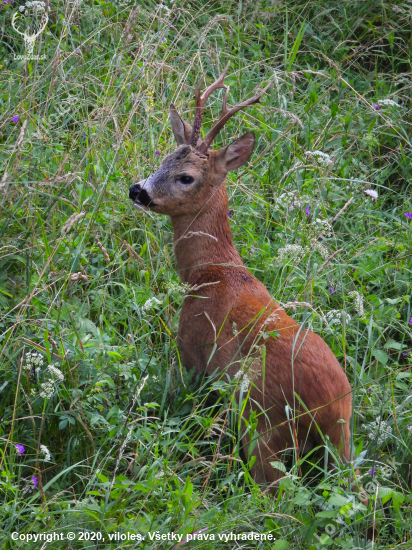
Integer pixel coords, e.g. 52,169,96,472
129,182,153,208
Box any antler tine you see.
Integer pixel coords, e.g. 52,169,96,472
189,61,230,147
221,86,230,118
196,82,271,155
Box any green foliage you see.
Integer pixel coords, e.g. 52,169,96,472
1,0,412,548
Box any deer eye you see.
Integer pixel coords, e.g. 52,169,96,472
178,175,194,185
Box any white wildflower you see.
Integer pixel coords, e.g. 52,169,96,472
234,370,251,393
325,309,352,327
24,351,44,371
364,189,378,200
274,190,321,212
348,291,365,317
274,191,297,210
305,150,332,167
407,426,412,434
312,240,329,259
308,218,332,242
378,99,400,107
276,191,297,209
311,218,332,237
141,297,162,313
166,281,189,295
47,365,64,381
40,444,51,461
19,1,48,14
366,416,393,446
39,381,54,399
276,244,305,263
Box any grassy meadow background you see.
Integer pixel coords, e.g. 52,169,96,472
1,0,412,548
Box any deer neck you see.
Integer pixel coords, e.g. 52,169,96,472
170,184,243,283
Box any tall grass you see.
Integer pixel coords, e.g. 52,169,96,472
0,0,411,548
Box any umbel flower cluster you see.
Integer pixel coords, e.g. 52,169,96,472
25,352,64,400
276,239,329,263
366,416,393,446
305,150,332,167
19,1,49,14
141,297,162,313
39,365,64,398
325,309,352,327
40,444,51,461
378,98,400,107
23,351,44,371
273,190,321,212
348,290,365,317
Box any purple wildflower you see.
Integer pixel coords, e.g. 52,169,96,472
291,202,295,210
82,134,87,138
404,212,412,219
330,286,335,295
15,444,25,456
352,267,356,272
364,189,378,200
32,475,38,488
155,151,160,155
409,316,412,325
305,205,311,216
76,49,81,54
11,115,20,123
372,104,380,111
369,466,376,478
228,210,234,217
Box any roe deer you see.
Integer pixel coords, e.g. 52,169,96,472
129,63,361,492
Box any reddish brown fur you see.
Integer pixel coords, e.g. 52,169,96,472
172,181,352,484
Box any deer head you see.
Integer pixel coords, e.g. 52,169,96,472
129,63,269,217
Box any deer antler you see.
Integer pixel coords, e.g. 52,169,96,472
189,61,230,147
196,81,271,155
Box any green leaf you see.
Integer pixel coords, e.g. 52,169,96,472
384,340,405,350
270,461,287,473
372,349,389,365
273,540,290,550
377,487,393,504
287,21,306,71
328,494,350,507
392,491,405,510
316,510,339,518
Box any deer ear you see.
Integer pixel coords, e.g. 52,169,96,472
215,131,256,172
169,104,193,145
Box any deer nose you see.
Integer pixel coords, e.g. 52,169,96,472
129,184,142,201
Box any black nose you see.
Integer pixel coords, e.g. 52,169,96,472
129,184,141,201
129,184,153,207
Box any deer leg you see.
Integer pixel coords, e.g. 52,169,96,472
327,422,368,507
242,422,293,487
